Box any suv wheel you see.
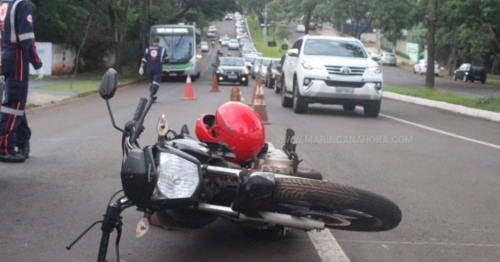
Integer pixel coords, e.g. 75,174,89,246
292,79,308,114
281,77,293,108
463,75,468,82
481,79,486,84
453,74,457,81
343,104,356,111
364,100,381,117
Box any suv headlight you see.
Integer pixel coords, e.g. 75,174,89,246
367,66,381,74
157,153,200,199
301,61,323,70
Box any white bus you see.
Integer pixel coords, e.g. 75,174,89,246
150,24,202,81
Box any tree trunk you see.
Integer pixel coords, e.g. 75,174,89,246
139,0,148,68
425,0,437,88
70,15,94,90
448,28,456,76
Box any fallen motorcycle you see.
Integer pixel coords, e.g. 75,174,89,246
66,69,402,262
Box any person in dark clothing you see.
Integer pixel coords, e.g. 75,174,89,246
139,37,169,100
0,0,43,163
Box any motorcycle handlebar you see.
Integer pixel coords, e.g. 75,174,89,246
133,98,148,122
97,231,110,262
129,96,155,146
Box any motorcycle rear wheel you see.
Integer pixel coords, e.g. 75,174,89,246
271,177,402,232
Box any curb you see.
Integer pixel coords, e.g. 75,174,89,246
383,91,500,123
25,79,146,111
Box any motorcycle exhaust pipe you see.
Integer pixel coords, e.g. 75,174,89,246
196,203,325,231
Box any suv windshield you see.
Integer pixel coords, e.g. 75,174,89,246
303,39,367,58
220,58,244,66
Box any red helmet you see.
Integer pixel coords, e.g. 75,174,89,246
195,102,265,165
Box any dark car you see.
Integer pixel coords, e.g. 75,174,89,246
264,58,281,89
273,54,287,94
212,57,249,86
453,63,487,84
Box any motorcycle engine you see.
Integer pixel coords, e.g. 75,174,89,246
252,143,294,175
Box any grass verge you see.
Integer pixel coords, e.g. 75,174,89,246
32,66,146,94
385,86,500,113
246,16,287,59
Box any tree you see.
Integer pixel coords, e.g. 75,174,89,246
371,0,413,50
279,0,323,35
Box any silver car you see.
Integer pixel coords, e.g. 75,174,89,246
228,39,239,50
221,36,230,47
379,53,397,66
200,42,209,52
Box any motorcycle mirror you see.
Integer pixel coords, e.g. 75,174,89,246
157,114,169,137
99,68,118,100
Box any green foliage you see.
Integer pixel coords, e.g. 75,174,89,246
247,16,287,58
31,0,240,72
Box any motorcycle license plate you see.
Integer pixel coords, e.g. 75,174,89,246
336,87,354,94
228,75,237,79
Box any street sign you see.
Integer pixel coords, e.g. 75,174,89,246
268,41,276,47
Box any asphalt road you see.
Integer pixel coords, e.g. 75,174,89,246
286,22,500,98
1,18,500,262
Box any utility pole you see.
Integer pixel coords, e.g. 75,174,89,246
425,0,438,88
263,5,268,52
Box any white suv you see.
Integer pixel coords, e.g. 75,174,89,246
280,35,383,117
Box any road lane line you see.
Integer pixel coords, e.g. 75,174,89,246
337,239,500,247
308,230,351,262
380,113,500,150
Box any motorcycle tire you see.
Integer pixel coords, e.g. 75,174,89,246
271,176,402,232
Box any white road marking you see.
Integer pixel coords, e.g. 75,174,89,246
308,230,351,262
379,113,500,150
338,239,500,247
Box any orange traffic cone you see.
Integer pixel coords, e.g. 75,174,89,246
248,77,261,106
210,73,220,92
229,86,241,101
182,74,196,100
252,83,270,125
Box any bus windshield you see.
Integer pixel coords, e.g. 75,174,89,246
151,26,196,63
154,35,194,62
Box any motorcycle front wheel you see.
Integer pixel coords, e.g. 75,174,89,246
270,177,402,232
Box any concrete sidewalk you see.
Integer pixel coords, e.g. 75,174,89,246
0,79,80,109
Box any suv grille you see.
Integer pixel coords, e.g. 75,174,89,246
325,66,365,76
324,80,365,88
225,70,241,75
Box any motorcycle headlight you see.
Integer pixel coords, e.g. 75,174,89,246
156,153,200,199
